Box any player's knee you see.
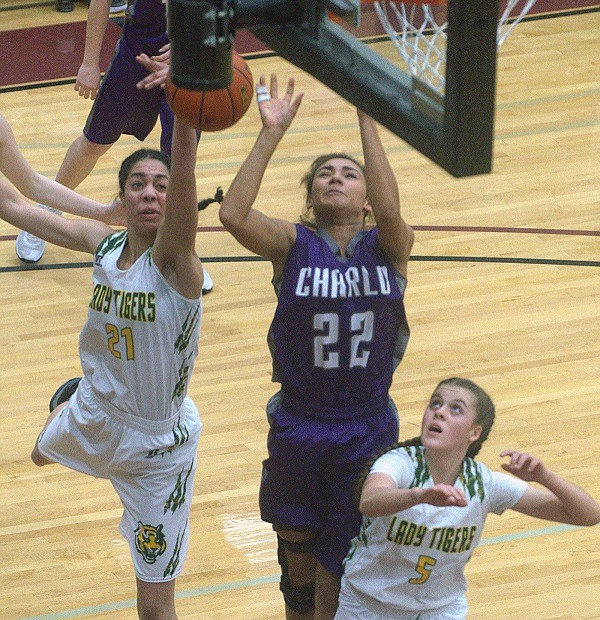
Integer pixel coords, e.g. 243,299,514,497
137,595,175,620
277,535,316,614
79,134,113,158
87,142,113,158
280,573,316,615
136,576,176,619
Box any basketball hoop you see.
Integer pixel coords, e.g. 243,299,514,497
371,0,538,94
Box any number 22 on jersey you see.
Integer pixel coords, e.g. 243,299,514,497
313,311,374,369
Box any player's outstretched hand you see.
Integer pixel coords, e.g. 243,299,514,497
500,450,548,483
255,73,303,135
101,197,127,227
421,484,468,507
151,43,171,64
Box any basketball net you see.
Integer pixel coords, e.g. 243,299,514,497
371,0,538,94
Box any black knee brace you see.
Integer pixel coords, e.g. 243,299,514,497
277,534,316,614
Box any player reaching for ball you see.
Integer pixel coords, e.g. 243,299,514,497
0,116,206,620
14,0,213,293
218,73,414,619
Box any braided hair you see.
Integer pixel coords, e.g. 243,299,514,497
354,378,496,502
353,436,422,503
197,186,223,211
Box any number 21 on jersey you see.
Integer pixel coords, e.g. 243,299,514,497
106,323,135,360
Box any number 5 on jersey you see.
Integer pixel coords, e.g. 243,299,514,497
409,555,437,585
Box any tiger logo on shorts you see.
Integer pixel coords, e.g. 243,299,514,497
134,522,167,564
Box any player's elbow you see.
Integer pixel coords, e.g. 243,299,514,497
566,503,600,527
218,202,232,226
218,202,243,233
579,508,600,527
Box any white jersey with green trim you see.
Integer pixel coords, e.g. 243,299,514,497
340,445,527,619
79,231,202,422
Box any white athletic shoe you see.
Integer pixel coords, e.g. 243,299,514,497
202,267,213,295
15,204,61,263
15,231,46,263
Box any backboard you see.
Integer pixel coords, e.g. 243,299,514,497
244,0,500,177
168,0,539,177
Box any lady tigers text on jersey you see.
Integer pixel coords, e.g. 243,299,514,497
386,517,477,554
89,283,156,322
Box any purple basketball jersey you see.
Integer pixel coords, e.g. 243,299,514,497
268,225,409,419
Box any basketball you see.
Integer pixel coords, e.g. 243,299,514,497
165,51,254,132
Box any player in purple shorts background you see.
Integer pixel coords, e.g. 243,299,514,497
15,0,213,292
83,0,174,153
219,74,415,619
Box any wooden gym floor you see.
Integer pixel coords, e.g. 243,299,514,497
0,2,599,618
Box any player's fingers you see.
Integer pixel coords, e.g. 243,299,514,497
270,73,278,99
524,455,540,473
136,53,153,71
283,77,295,102
256,81,270,104
450,487,466,501
137,74,151,88
442,488,466,507
291,92,304,115
513,453,530,470
503,450,521,464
